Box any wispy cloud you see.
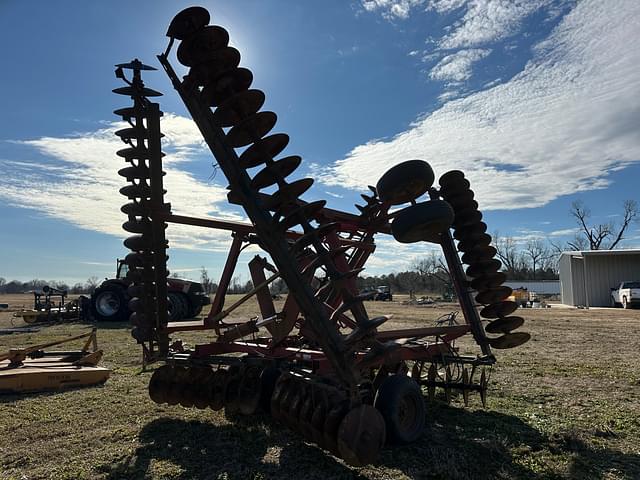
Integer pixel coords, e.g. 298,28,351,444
436,1,561,50
363,1,573,92
361,0,427,19
0,115,244,252
323,0,640,211
548,228,578,237
429,48,491,82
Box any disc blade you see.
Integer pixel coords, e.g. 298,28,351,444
337,405,386,467
487,332,531,349
485,316,525,334
480,300,518,319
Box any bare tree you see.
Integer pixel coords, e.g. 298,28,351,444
570,199,638,250
565,234,589,252
86,276,100,293
414,252,452,294
493,232,525,276
200,267,216,295
524,239,548,280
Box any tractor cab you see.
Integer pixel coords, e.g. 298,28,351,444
115,259,129,280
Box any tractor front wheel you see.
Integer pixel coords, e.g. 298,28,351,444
91,283,129,321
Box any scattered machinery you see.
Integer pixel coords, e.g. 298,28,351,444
90,258,210,322
373,286,393,302
0,328,110,393
14,285,83,324
111,6,531,466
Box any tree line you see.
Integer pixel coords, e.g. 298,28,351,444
2,199,636,297
0,276,102,295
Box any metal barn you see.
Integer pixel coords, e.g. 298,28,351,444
559,250,640,307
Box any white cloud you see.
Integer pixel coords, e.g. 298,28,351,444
365,1,572,85
0,115,245,252
437,90,460,102
321,0,640,211
428,0,468,13
437,1,558,49
548,228,578,237
364,237,441,274
324,191,345,199
429,48,491,82
361,0,427,19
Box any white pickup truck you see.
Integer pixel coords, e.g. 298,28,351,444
610,281,640,308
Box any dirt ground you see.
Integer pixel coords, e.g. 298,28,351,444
1,293,639,480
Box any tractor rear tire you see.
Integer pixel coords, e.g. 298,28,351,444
188,303,204,319
168,292,189,321
374,374,425,445
91,283,129,322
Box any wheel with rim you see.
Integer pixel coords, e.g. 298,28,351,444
168,292,188,321
374,374,425,444
91,283,129,321
391,200,455,244
623,296,628,309
376,160,435,205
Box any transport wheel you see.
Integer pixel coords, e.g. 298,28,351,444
374,374,425,444
391,200,455,244
91,283,129,321
376,160,435,205
168,292,188,321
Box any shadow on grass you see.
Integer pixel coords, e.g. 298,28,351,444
0,382,109,405
98,403,640,480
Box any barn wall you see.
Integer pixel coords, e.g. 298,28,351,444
559,254,574,305
584,254,640,306
570,257,586,306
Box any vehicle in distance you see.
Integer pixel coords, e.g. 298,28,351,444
611,281,640,309
91,259,210,321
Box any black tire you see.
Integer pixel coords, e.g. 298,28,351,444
376,160,435,205
168,292,189,321
374,374,425,444
91,283,129,322
391,200,455,244
188,303,204,319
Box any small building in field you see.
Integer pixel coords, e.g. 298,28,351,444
559,249,640,307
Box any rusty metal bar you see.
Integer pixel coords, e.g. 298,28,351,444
440,228,492,357
158,54,359,390
206,234,244,325
146,102,170,356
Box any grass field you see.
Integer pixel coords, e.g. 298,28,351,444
1,293,639,480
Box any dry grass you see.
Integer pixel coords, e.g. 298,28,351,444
1,293,639,480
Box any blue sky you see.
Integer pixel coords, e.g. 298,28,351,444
0,0,639,285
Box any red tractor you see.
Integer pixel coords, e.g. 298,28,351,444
90,259,210,322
